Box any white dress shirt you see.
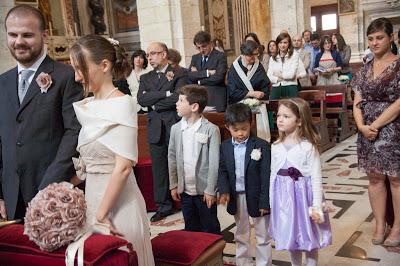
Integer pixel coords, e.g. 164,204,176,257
181,117,202,195
267,52,306,87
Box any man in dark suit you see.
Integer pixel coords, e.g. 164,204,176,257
137,42,187,222
0,5,83,220
188,31,227,112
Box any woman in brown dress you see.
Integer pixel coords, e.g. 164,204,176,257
352,17,400,247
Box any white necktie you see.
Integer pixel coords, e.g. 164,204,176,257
18,69,34,103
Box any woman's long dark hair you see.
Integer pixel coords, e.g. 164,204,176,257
273,33,293,61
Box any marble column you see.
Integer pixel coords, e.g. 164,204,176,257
0,0,16,74
270,0,311,39
137,0,202,67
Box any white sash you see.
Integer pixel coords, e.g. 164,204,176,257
65,223,112,266
232,57,271,142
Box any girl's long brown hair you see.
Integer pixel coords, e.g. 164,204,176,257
275,98,321,151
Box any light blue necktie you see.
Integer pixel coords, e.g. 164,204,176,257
18,69,34,103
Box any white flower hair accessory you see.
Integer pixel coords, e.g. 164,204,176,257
250,148,262,161
107,37,119,46
35,72,52,93
195,132,208,144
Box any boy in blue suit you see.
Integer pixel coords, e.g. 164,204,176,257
218,103,272,266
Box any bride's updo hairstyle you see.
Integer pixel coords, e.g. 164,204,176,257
69,35,131,96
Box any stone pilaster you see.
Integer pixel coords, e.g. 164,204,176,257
270,0,310,39
249,0,271,46
0,1,16,74
137,0,202,67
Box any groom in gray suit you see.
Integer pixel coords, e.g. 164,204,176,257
0,5,83,220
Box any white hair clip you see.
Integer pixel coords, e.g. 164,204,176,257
107,37,119,46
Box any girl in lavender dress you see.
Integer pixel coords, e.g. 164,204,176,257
269,98,331,266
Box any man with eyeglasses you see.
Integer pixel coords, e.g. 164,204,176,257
188,31,227,112
138,42,187,222
227,40,270,104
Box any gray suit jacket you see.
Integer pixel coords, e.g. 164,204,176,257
168,117,220,196
0,56,83,219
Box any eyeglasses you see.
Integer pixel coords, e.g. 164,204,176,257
245,53,259,57
146,51,164,58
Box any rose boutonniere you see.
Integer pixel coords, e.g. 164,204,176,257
250,148,261,161
36,72,52,93
195,132,208,144
166,71,174,81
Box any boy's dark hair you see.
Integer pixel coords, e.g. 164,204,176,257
178,85,208,113
193,31,211,45
224,103,252,126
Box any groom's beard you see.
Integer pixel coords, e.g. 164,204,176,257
9,41,44,66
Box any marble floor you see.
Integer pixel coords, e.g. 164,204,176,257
148,135,400,265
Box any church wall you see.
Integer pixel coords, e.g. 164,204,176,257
137,0,201,67
0,1,16,74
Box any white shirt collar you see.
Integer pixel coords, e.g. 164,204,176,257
240,55,254,70
17,50,47,74
181,116,202,131
157,64,169,74
232,137,249,146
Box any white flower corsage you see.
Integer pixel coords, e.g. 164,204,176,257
250,148,261,161
240,98,260,108
195,132,208,144
166,71,175,81
36,72,52,93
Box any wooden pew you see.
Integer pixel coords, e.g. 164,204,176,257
298,90,335,152
265,94,334,152
301,85,356,142
137,112,256,159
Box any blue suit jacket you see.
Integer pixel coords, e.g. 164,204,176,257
218,135,271,217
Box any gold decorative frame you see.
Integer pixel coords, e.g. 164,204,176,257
338,0,356,15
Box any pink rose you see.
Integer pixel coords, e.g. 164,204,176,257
35,72,52,93
40,231,61,252
43,200,58,215
59,193,73,204
61,207,84,223
166,71,174,81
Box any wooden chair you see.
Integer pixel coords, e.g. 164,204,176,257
301,85,356,142
298,90,335,152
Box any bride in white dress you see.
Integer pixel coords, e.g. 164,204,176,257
69,35,154,266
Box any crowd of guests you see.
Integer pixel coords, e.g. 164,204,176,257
117,29,361,112
0,4,399,266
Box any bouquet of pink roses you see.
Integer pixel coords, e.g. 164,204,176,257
24,182,86,252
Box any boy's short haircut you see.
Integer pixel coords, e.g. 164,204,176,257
193,31,211,45
224,103,252,126
178,85,208,113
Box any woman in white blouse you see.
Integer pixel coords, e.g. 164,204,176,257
267,33,306,99
126,49,151,112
